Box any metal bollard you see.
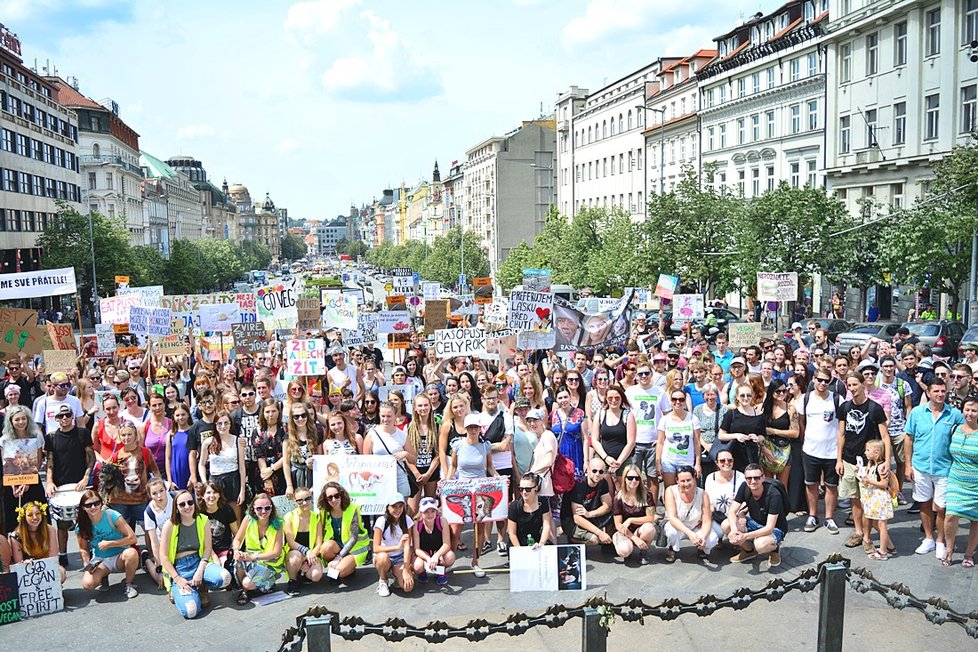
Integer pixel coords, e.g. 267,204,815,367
817,562,847,652
306,615,334,652
582,607,608,652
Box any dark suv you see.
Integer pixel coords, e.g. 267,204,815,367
902,320,967,359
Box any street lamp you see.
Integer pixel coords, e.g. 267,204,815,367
635,104,666,198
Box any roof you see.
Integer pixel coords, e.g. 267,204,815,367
48,78,104,110
140,151,179,179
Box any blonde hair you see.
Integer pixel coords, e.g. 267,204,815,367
864,439,885,465
616,464,648,507
407,393,437,456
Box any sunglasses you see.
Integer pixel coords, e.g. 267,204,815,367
566,378,580,382
670,396,685,402
774,388,787,394
296,497,313,505
292,413,308,419
55,413,73,420
745,476,763,482
363,400,377,404
177,500,195,508
199,399,215,406
290,387,303,392
718,458,734,464
625,475,641,481
56,382,71,389
589,468,605,474
636,371,651,377
519,486,536,493
325,493,341,501
83,501,102,509
815,377,831,383
254,505,273,513
240,391,255,397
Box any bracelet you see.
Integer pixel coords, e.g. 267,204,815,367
298,545,309,555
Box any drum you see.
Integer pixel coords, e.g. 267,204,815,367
49,484,86,522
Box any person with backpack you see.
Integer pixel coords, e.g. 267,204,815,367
727,463,787,570
876,356,912,505
412,496,455,586
799,369,844,534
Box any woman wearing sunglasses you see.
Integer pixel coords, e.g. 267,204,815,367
283,487,323,596
76,489,140,598
231,493,285,604
507,472,552,548
199,411,247,522
159,489,231,618
717,384,765,471
657,390,702,488
318,481,369,582
611,464,657,563
282,404,322,499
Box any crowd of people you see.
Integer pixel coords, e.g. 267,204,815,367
0,308,976,618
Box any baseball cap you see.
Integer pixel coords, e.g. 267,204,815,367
731,356,746,366
856,360,879,373
392,365,407,375
419,497,439,512
56,405,73,416
667,346,680,356
791,321,803,330
652,352,667,362
386,492,406,506
463,414,483,428
526,408,547,421
513,396,531,409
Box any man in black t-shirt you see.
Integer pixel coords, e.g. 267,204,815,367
44,405,94,567
836,372,889,552
231,382,263,494
565,456,613,545
188,390,216,462
728,464,787,570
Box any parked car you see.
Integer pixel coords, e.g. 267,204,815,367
958,325,978,358
902,320,967,359
784,318,853,342
835,321,903,357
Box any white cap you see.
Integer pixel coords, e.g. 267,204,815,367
791,322,803,330
386,492,406,506
463,414,483,428
526,408,547,421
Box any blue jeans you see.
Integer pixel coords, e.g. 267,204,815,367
170,554,230,619
109,502,147,532
746,517,785,546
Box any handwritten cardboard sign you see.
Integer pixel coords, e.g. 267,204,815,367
231,322,267,355
10,557,63,619
41,349,75,375
0,308,48,358
0,572,20,625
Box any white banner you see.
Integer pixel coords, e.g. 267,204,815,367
0,267,76,301
421,282,440,301
507,290,554,332
128,306,171,337
376,310,411,334
285,339,327,376
117,285,164,307
434,327,487,358
311,455,396,515
672,294,705,322
509,545,586,592
198,303,240,332
321,292,358,330
98,294,141,325
94,323,116,355
256,277,299,330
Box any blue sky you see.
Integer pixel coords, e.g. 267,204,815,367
3,0,777,221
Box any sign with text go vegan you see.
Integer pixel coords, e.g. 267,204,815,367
434,327,488,358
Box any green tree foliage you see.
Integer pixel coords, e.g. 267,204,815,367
365,227,489,287
239,240,272,271
336,237,369,259
281,233,308,261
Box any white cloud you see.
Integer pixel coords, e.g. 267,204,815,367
320,9,441,102
175,124,215,140
561,0,652,49
284,0,360,43
276,137,299,152
0,0,57,21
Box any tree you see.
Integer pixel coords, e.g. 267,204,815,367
128,246,166,288
825,199,887,321
496,241,534,290
281,233,308,261
38,202,136,306
163,240,206,294
336,237,368,259
197,238,246,290
239,240,272,271
423,227,490,287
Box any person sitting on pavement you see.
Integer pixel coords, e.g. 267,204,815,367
727,463,787,570
412,496,455,586
663,465,723,563
317,481,369,584
231,492,285,604
611,464,657,564
76,489,140,598
283,487,324,596
159,489,232,618
373,492,415,597
703,450,744,541
564,455,614,546
10,501,66,584
507,471,553,550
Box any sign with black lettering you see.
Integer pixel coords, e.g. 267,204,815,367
10,557,63,619
434,327,487,358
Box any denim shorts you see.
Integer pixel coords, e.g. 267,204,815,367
746,516,785,545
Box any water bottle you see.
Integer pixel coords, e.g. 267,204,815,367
526,534,535,547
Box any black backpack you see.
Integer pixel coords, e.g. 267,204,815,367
763,478,789,539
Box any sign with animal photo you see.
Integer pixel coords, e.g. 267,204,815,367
672,294,704,323
311,454,396,516
450,294,479,316
1,432,41,485
198,303,240,332
507,290,553,332
387,333,411,349
509,545,586,593
522,268,552,293
423,299,450,333
285,339,326,376
473,277,494,304
439,476,509,525
10,557,63,619
385,294,407,311
376,311,411,335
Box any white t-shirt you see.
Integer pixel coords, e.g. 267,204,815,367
327,364,358,393
33,394,84,433
658,412,702,467
374,514,414,549
704,470,744,514
626,383,660,445
802,391,840,460
143,492,174,541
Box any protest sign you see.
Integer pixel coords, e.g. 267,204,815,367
321,292,358,330
757,272,798,302
45,323,75,351
434,327,487,358
296,298,320,332
517,330,556,350
522,268,552,293
0,267,76,301
312,455,396,515
376,311,411,334
0,308,48,358
128,306,171,337
0,572,20,625
672,294,705,323
553,293,632,353
483,300,507,326
423,300,450,333
94,323,116,356
421,282,440,301
390,275,414,294
473,277,493,304
439,476,509,525
507,290,553,332
41,349,75,376
626,287,652,309
199,303,240,332
117,285,164,307
99,294,141,325
155,334,184,357
509,545,586,592
1,431,41,485
387,333,411,349
286,339,326,376
341,312,377,347
728,322,762,348
377,383,418,413
10,558,63,619
231,322,267,355
385,294,407,311
654,274,678,300
256,278,298,330
162,292,257,332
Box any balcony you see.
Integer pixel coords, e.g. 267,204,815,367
80,155,145,177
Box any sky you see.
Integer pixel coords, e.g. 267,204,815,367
3,0,779,221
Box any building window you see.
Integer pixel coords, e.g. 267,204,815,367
790,58,800,81
865,108,878,147
790,162,800,188
618,114,623,132
891,183,904,209
840,43,851,83
752,72,760,94
967,0,978,45
627,110,633,129
738,170,745,195
611,156,616,174
766,110,775,138
807,160,818,187
602,121,607,138
925,8,940,57
751,114,760,141
708,127,715,150
807,52,818,77
766,166,775,191
893,101,906,144
738,118,746,144
719,85,727,103
738,78,746,97
719,124,727,148
767,67,775,88
962,85,977,133
866,33,879,76
894,21,907,66
751,168,760,197
807,100,818,130
925,94,940,140
791,104,801,134
637,149,643,169
840,116,851,153
88,172,97,190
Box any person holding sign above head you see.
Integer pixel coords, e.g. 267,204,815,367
10,501,65,584
317,482,369,584
76,489,140,598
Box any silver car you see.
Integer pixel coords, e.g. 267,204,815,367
835,322,903,357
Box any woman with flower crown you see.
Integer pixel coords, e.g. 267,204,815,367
9,500,65,583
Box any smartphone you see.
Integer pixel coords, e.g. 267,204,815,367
83,558,103,573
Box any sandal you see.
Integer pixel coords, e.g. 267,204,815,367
962,556,975,569
665,549,676,563
942,554,952,568
456,542,468,551
236,590,250,605
868,551,888,561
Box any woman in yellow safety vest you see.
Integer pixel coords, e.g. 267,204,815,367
283,487,324,596
230,492,285,605
318,481,369,582
159,490,231,619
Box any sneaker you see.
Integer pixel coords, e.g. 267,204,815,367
436,574,448,586
377,580,391,597
766,550,781,569
896,491,908,506
730,549,758,563
935,542,946,560
286,579,299,596
472,564,486,578
124,583,138,599
907,501,921,514
804,516,818,533
417,571,429,584
825,519,840,535
497,541,508,556
914,539,936,555
480,541,492,555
